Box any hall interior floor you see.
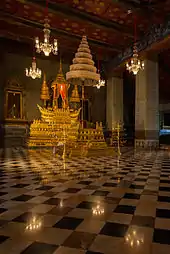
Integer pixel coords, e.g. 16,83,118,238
0,148,170,253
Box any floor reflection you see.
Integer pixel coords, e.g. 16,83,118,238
25,215,42,232
92,202,105,216
0,148,170,254
125,228,144,248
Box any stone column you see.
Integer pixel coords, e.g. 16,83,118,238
0,49,5,149
106,75,123,130
135,57,159,148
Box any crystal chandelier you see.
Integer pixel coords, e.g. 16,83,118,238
95,78,105,89
126,44,144,75
35,18,58,56
94,58,105,89
26,57,41,79
126,15,144,75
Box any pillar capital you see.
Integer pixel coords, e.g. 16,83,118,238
142,51,158,62
112,71,123,79
106,66,123,79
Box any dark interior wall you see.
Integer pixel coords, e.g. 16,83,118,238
1,50,106,125
4,52,70,121
90,86,106,125
123,71,135,133
158,51,170,104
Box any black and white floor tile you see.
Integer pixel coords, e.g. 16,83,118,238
0,148,170,253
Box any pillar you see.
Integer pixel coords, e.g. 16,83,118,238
135,57,159,148
0,49,5,148
106,75,123,130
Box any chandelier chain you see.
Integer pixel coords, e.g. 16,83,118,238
126,14,144,75
93,58,105,89
35,0,58,56
45,0,49,17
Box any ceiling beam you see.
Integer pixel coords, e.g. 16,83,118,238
0,32,76,55
0,11,121,56
25,0,134,37
0,33,113,61
0,11,122,53
0,35,78,63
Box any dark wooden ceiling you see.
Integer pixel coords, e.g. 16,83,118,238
0,0,169,59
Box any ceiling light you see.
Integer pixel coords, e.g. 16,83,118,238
26,57,41,79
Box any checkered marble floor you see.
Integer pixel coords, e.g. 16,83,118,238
0,148,170,253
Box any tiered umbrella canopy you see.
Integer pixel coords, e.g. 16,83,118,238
66,36,100,86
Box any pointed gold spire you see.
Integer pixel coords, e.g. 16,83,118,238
51,59,69,109
59,58,62,73
70,84,80,103
51,59,67,87
40,73,50,101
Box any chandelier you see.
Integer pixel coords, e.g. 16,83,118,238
126,15,144,75
35,18,58,56
94,58,105,89
95,78,105,89
26,57,41,79
35,1,58,56
126,44,144,75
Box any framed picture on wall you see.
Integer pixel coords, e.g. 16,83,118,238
5,90,23,120
4,79,24,121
